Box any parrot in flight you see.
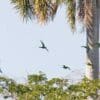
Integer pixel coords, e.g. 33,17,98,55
39,40,49,52
62,65,70,70
81,45,90,52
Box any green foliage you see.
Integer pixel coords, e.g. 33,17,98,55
0,73,100,100
28,71,47,84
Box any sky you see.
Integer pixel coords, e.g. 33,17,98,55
0,0,86,83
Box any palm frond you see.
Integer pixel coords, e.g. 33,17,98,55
33,0,60,24
75,0,93,32
66,0,76,31
84,0,93,31
11,0,94,33
76,0,85,21
11,0,35,21
11,0,64,24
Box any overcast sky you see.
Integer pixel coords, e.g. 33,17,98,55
0,0,86,82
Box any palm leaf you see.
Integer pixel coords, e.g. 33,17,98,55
66,0,76,30
11,0,35,21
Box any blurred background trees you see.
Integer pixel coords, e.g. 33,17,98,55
0,72,99,100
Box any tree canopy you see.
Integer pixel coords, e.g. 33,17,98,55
0,72,100,100
10,0,93,31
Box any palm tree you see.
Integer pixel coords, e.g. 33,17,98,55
10,0,100,80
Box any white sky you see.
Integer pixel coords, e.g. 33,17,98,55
0,0,86,82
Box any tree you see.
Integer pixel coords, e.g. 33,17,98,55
0,73,100,100
10,0,100,80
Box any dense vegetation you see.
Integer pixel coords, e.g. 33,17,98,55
0,1,99,99
0,72,99,100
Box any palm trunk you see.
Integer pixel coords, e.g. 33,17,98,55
85,0,99,80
